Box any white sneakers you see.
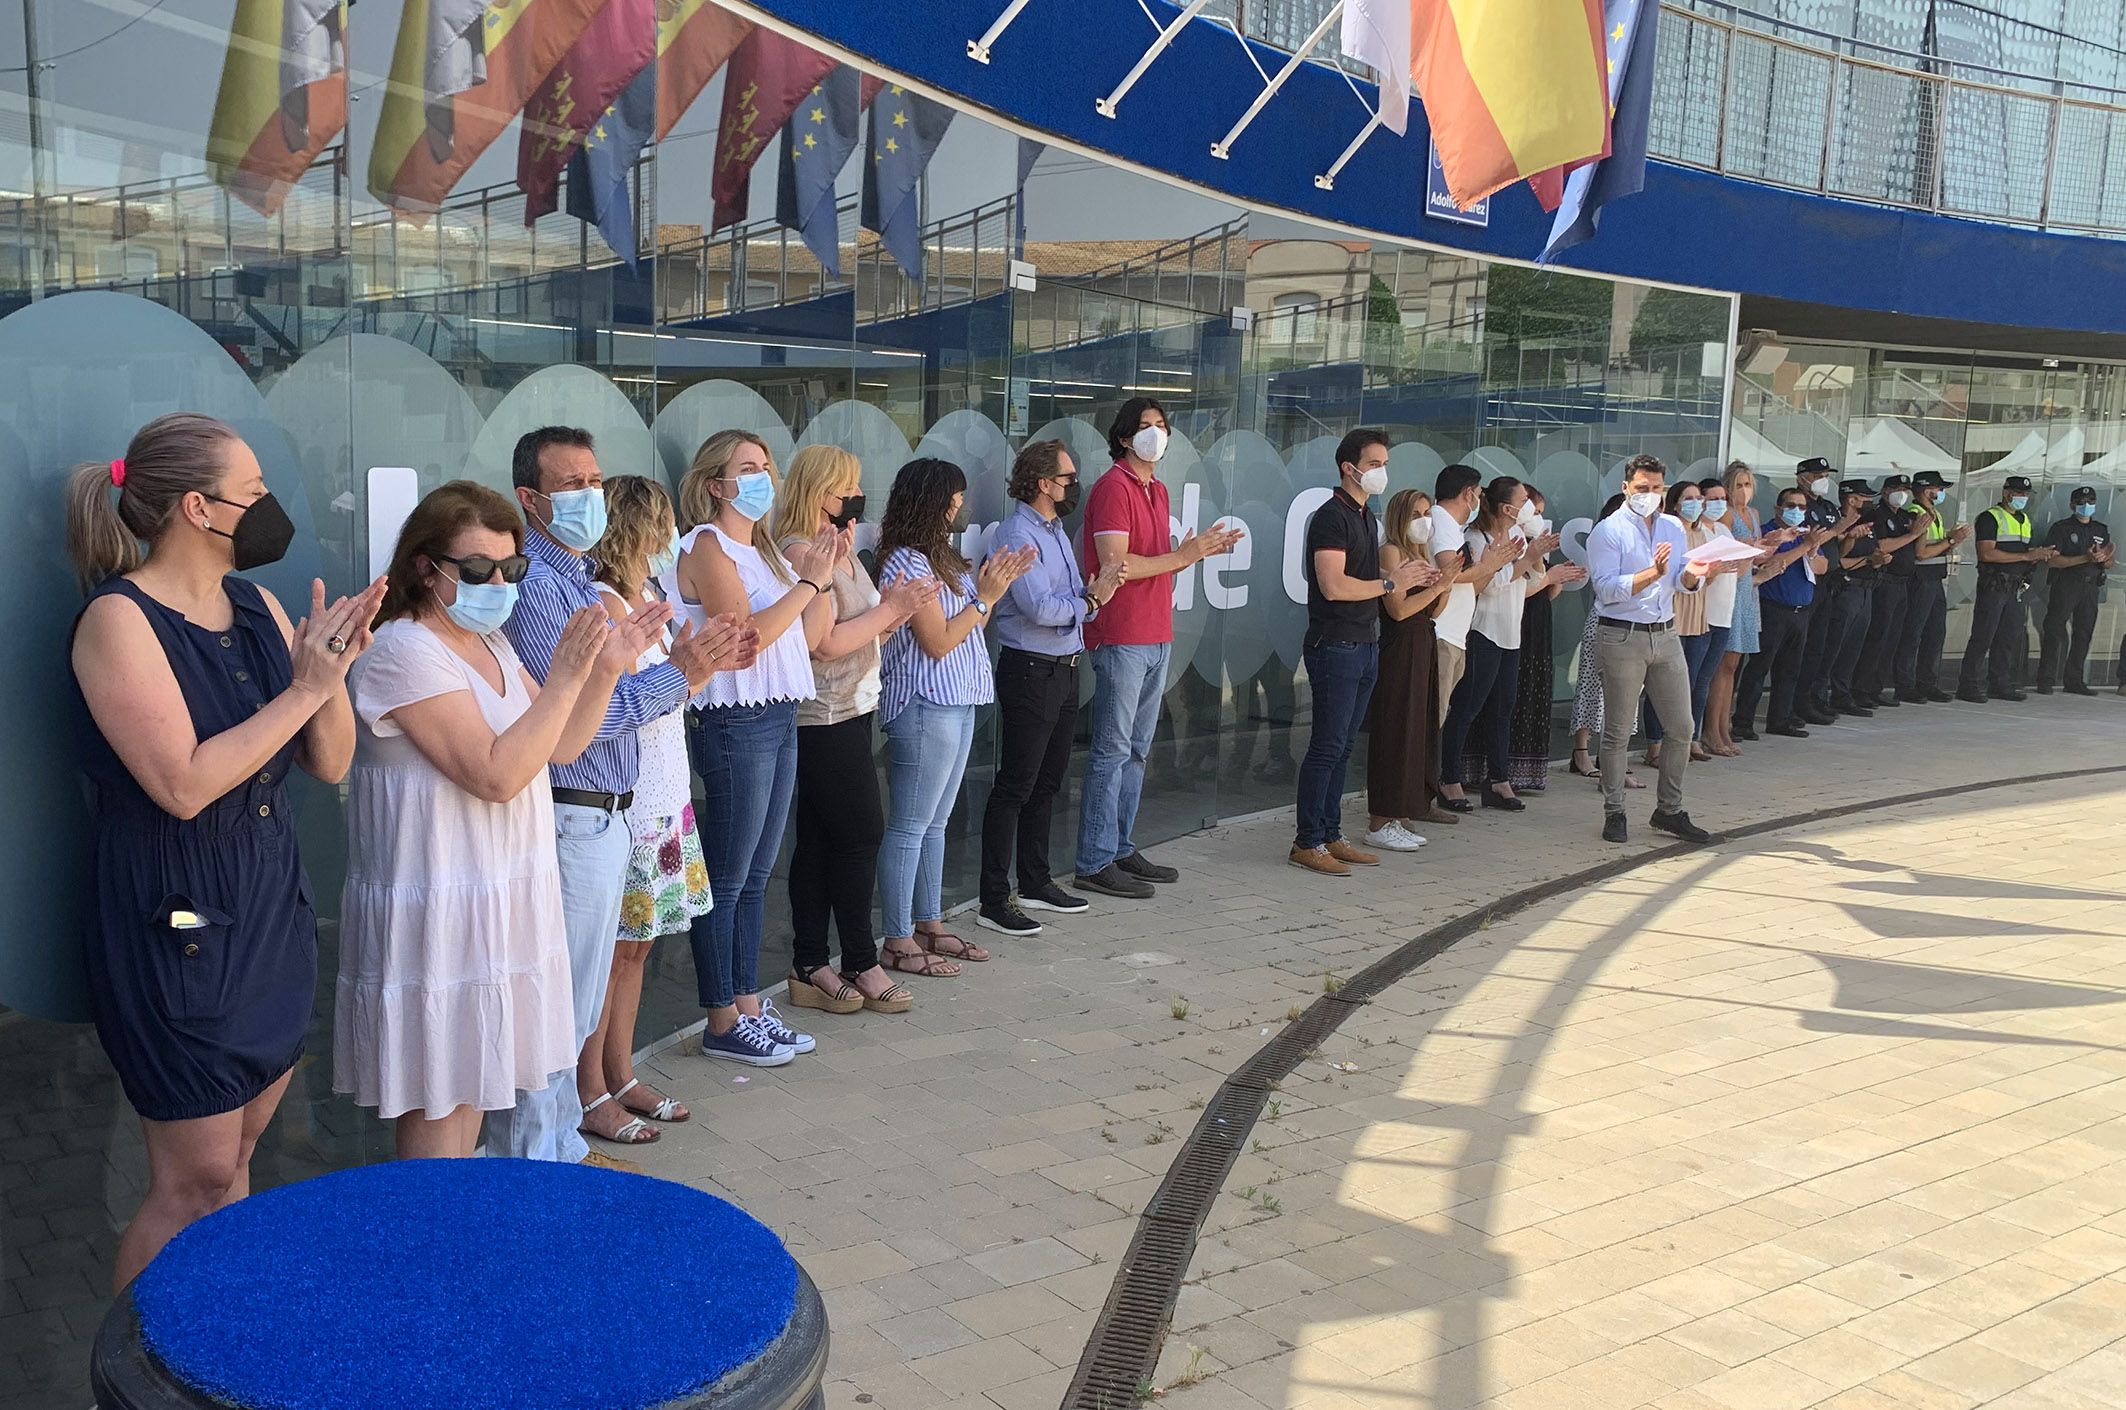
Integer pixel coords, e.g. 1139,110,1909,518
1363,822,1427,852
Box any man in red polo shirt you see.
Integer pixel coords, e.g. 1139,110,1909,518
1072,397,1246,899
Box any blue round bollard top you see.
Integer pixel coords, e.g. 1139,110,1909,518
132,1158,799,1410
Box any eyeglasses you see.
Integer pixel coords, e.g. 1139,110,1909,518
434,552,530,585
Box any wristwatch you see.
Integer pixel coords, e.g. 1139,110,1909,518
1381,576,1398,596
971,598,990,616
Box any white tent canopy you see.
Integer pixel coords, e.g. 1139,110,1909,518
1726,419,1804,473
1985,425,2086,474
1843,417,1960,474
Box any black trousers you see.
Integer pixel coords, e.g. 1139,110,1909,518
789,712,885,976
1959,579,2029,695
1900,572,1949,693
2038,575,2101,689
1810,586,1871,708
1853,575,1911,701
1796,589,1836,701
981,647,1080,905
1738,599,1811,729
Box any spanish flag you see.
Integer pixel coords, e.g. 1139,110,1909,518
1412,0,1610,209
369,0,605,214
656,0,754,142
207,1,348,217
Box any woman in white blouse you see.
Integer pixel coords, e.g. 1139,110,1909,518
672,431,837,1067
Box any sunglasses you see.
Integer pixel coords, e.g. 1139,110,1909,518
433,551,530,585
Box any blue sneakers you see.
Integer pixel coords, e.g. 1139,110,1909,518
755,999,815,1055
699,1014,794,1067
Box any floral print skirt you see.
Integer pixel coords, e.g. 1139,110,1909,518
617,804,712,943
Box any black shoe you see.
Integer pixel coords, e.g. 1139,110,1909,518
1073,864,1155,900
1115,851,1179,884
1840,704,1875,718
978,901,1042,937
2066,683,2098,697
1956,690,1990,704
1804,708,1839,726
1924,689,1953,703
1733,726,1760,741
1482,787,1526,813
1992,689,2027,703
1434,789,1475,814
2033,683,2054,696
1650,809,1713,845
1896,691,1926,704
1602,812,1628,844
1769,723,1810,738
1019,880,1090,914
1870,694,1902,708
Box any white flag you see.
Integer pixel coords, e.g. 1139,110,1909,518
1340,0,1413,134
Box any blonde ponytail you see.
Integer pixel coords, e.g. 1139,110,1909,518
62,413,240,592
65,461,143,591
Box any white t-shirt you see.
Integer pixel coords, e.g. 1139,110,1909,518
1468,525,1528,650
1429,503,1477,648
1699,524,1741,629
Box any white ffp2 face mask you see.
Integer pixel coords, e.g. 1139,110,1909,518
1409,516,1434,547
1627,491,1662,518
1130,425,1169,463
1358,466,1388,497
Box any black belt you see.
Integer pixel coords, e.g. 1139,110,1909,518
1001,644,1080,669
552,786,634,814
1597,616,1671,633
1762,600,1810,613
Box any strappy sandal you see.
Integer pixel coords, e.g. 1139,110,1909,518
918,929,991,963
614,1077,688,1124
1569,747,1597,778
579,1091,658,1146
882,942,961,978
845,971,914,1014
786,966,863,1014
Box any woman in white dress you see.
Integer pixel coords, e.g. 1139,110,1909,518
582,475,712,1143
335,480,662,1159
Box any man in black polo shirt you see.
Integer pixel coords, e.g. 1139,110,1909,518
1958,475,2057,702
1791,457,1852,718
1807,480,1875,721
1898,470,1966,701
2036,486,2114,695
1853,474,1933,708
1292,429,1434,877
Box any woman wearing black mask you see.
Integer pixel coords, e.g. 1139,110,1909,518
771,446,936,1013
63,412,386,1289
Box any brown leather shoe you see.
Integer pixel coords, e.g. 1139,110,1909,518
1326,839,1380,866
1288,844,1351,877
1420,804,1461,825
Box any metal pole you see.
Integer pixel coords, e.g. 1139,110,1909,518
22,0,51,297
1314,113,1384,190
1097,0,1213,118
1212,1,1344,159
2039,90,2061,227
967,0,1034,64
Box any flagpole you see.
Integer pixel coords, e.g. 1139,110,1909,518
1096,0,1214,119
1314,112,1383,190
21,0,51,298
967,0,1034,64
1211,1,1343,160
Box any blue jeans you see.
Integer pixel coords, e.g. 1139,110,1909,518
481,799,628,1164
1076,642,1169,874
1296,640,1378,848
880,697,976,939
687,700,798,1010
1438,633,1517,786
1648,628,1729,742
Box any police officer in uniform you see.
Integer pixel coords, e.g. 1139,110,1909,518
1957,475,2057,703
1853,474,1932,709
2035,486,2113,695
1898,470,1965,701
1809,480,1878,720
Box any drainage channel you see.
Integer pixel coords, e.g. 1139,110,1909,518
1058,763,2126,1410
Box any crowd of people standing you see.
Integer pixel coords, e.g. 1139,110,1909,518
60,404,2112,1290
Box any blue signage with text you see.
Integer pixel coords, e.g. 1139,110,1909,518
1425,143,1490,227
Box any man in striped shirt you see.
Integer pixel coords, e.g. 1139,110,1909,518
492,426,749,1163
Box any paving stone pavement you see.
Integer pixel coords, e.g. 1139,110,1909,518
623,696,2126,1410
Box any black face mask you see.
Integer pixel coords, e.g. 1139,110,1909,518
207,492,295,571
1054,482,1079,517
950,505,971,533
828,493,866,529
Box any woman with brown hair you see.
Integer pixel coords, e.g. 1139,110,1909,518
673,431,838,1065
771,445,935,1013
65,412,386,1288
336,480,661,1160
1362,488,1455,851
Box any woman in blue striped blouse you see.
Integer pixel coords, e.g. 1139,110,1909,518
875,458,1037,975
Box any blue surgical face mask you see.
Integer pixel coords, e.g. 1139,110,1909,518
648,530,681,578
442,580,519,635
1678,498,1704,522
2008,494,2029,512
1704,500,1729,520
729,471,776,521
2074,502,2096,520
1780,506,1807,528
540,486,608,551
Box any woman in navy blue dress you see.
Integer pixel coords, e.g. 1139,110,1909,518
65,412,386,1290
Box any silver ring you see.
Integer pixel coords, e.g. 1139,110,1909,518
327,634,348,654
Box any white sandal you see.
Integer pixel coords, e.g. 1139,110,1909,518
614,1077,688,1123
579,1091,659,1146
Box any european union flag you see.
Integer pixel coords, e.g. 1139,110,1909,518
861,85,954,284
777,66,864,277
1541,0,1657,262
566,58,655,270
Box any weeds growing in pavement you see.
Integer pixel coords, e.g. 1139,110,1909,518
1171,995,1190,1020
1285,1003,1304,1021
1169,1345,1211,1390
1322,972,1344,994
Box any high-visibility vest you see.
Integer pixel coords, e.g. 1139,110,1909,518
1982,505,2033,545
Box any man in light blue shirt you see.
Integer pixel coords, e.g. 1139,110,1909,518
979,440,1124,936
1585,453,1715,845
